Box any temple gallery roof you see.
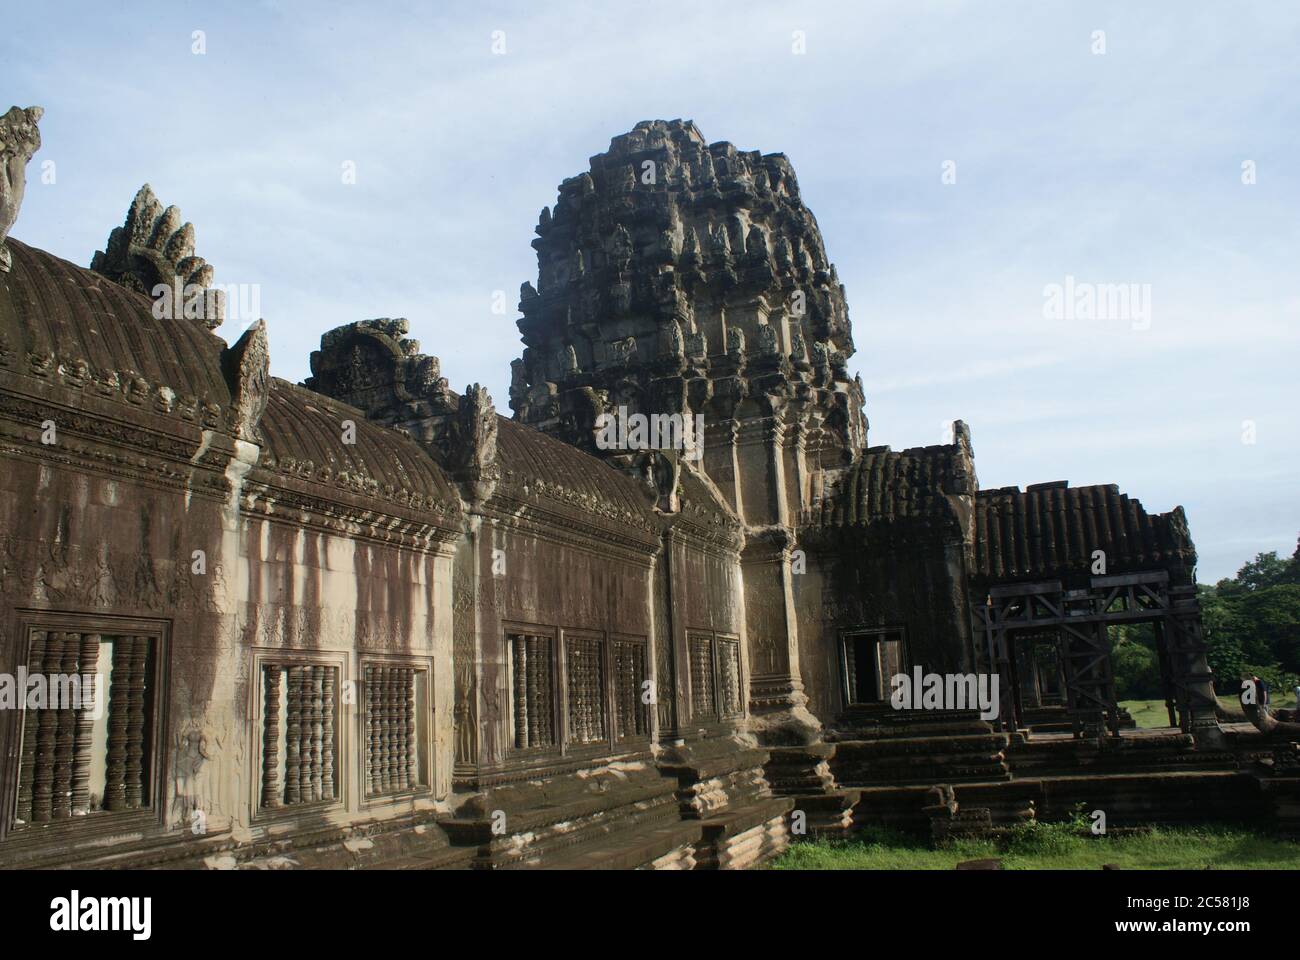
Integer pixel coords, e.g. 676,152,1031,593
0,238,232,404
809,431,975,530
496,414,650,514
257,380,462,519
0,237,461,521
493,416,737,543
972,481,1196,585
300,316,669,535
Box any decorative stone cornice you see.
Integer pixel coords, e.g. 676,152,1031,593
0,345,227,431
255,447,457,521
241,474,461,550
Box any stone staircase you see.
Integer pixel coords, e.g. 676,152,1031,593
764,743,861,837
439,758,694,869
428,737,793,870
1005,727,1239,778
827,706,1011,788
657,736,794,869
824,706,1264,834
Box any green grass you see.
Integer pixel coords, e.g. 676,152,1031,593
1118,698,1181,729
1119,694,1296,729
771,822,1300,870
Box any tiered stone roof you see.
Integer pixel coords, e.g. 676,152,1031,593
972,481,1196,586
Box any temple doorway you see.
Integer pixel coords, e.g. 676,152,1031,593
840,628,906,707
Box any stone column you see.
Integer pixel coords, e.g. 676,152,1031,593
742,530,820,746
1168,585,1223,746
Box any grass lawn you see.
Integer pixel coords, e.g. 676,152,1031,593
771,822,1300,870
1119,694,1296,729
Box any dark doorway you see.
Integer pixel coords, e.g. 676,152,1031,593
1013,629,1066,709
842,629,905,706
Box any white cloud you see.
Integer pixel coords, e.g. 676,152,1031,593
4,0,1297,581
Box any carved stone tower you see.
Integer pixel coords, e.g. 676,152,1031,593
511,119,867,743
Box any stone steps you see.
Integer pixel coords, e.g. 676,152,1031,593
1006,730,1240,778
832,707,996,740
832,730,1011,787
850,769,1264,831
836,733,1009,757
528,819,706,871
372,844,480,870
693,795,794,870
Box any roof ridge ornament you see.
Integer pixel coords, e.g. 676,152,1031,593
446,383,500,505
90,183,225,330
221,318,270,443
0,105,43,273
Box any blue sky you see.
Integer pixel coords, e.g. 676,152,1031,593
4,0,1297,581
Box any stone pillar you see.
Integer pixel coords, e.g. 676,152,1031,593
734,416,780,527
742,530,820,746
703,419,744,517
728,294,770,351
1168,585,1223,746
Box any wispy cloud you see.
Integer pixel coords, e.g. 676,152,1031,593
869,353,1064,394
3,0,1297,579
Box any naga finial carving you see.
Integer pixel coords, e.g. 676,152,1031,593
449,384,500,503
91,184,224,329
221,319,271,443
0,105,43,273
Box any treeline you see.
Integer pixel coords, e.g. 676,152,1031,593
1111,536,1300,700
1199,537,1300,695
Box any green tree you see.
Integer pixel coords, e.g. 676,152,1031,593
1112,639,1163,699
1219,550,1292,595
1200,537,1300,693
1237,584,1300,673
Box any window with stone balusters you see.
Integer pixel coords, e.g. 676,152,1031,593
6,618,164,836
362,662,429,798
507,631,556,751
688,632,716,720
508,628,649,754
688,631,744,723
716,637,743,718
257,660,340,811
611,636,649,741
565,633,606,745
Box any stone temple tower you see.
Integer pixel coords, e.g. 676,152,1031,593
511,119,867,744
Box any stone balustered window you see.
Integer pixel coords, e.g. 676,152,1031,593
687,632,743,723
688,633,716,719
612,637,648,741
10,625,160,832
565,634,606,745
717,638,743,718
363,664,428,797
508,632,555,750
258,662,338,810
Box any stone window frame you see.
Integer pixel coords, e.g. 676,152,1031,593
686,631,717,722
715,635,744,719
503,623,653,761
0,610,170,847
503,623,562,759
686,630,745,725
249,649,347,824
357,653,434,808
559,628,609,753
610,633,651,745
839,626,908,708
